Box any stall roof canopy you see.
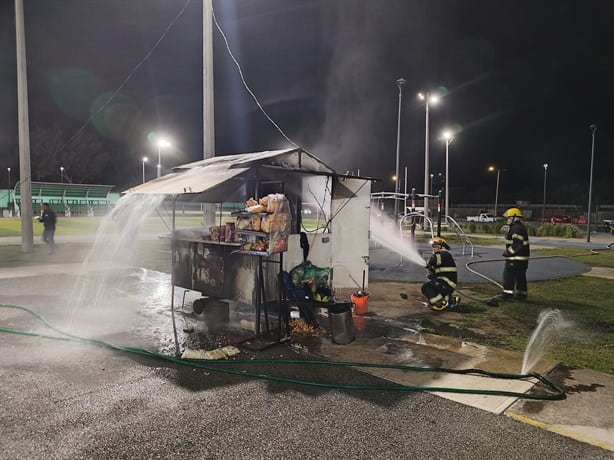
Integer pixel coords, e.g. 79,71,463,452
123,148,335,196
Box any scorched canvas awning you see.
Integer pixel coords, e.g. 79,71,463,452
123,148,335,198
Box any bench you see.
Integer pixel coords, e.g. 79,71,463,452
14,182,115,216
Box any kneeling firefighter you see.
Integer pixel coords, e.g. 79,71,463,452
421,237,460,311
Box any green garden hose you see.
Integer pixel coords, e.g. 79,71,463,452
0,303,565,401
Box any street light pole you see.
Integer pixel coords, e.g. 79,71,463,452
418,92,439,216
7,167,11,211
443,131,454,218
429,173,434,196
394,78,406,219
60,166,64,183
157,143,161,178
587,124,597,243
156,138,171,178
542,163,548,221
495,170,500,216
142,157,148,184
488,166,501,216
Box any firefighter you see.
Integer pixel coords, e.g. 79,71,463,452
502,207,530,300
421,237,460,311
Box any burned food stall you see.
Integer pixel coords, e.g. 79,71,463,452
172,193,290,301
124,148,373,344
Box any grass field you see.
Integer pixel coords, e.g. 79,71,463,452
458,272,614,374
0,213,326,237
0,216,204,237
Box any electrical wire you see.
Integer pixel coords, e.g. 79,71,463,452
211,6,300,149
0,303,565,401
59,0,194,152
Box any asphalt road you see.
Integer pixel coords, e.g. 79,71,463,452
1,265,610,459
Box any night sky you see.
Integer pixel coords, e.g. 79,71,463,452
1,0,613,205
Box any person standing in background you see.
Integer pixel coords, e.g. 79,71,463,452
38,202,57,254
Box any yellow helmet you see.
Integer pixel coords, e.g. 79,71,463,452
503,207,523,218
430,237,450,250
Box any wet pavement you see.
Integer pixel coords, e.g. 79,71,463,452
367,237,611,284
1,234,613,456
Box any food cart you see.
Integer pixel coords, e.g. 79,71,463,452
124,148,373,347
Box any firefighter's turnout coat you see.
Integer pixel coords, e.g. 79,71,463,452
504,220,530,261
503,219,530,297
422,249,458,306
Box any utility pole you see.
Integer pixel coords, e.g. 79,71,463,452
203,0,215,159
15,0,33,252
202,0,216,228
393,78,405,219
587,125,597,243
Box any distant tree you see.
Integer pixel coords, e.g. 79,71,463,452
30,125,63,181
30,124,109,183
62,129,108,183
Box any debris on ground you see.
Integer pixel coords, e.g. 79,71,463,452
181,345,240,360
290,319,327,336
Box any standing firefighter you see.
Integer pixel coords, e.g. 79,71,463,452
502,207,530,299
421,237,460,311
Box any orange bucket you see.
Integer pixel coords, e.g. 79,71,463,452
351,293,369,315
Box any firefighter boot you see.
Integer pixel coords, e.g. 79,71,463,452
450,295,461,309
431,297,449,311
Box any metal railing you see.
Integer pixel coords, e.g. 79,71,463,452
445,216,474,257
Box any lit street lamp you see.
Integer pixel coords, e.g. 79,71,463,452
429,173,434,196
393,78,406,218
7,167,11,209
418,91,439,216
587,124,597,242
442,130,454,218
488,166,503,216
142,157,148,183
542,163,548,221
60,166,64,183
156,138,171,178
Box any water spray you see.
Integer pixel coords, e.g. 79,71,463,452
369,214,426,268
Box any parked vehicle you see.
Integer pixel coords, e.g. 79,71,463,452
544,215,572,224
467,213,498,223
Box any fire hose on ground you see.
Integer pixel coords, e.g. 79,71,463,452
0,303,565,401
459,248,607,306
